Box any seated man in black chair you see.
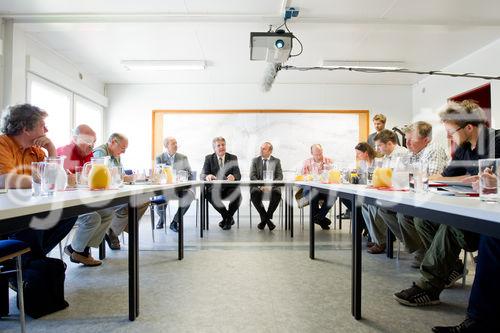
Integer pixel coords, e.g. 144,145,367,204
201,137,241,230
250,142,283,231
154,136,195,232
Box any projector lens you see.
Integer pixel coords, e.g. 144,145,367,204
275,39,285,49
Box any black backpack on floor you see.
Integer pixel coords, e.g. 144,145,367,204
17,257,69,318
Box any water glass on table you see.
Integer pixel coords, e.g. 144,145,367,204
478,158,499,202
409,162,429,193
31,162,46,196
263,170,273,182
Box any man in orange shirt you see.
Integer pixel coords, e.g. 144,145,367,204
0,103,76,258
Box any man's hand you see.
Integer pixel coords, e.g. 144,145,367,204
205,174,217,181
226,174,235,181
33,136,56,157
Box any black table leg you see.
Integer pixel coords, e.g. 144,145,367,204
386,228,395,259
128,196,139,321
284,185,288,230
99,239,106,260
289,185,294,238
200,185,204,238
351,194,362,320
309,187,315,259
178,205,184,260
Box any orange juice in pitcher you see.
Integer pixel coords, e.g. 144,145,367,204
372,167,392,188
84,157,112,190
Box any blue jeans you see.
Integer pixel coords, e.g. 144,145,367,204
467,235,500,325
10,217,77,259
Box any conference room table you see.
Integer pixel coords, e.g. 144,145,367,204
199,180,297,237
0,181,200,321
297,181,500,320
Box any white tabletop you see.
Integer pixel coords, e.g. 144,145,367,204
296,181,500,224
0,181,201,221
203,180,295,185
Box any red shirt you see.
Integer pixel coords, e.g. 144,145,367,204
56,143,93,173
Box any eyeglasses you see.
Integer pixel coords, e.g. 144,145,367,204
447,126,465,136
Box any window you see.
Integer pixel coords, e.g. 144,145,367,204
28,75,72,148
27,73,104,149
75,96,104,145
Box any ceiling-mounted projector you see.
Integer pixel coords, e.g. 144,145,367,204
250,31,294,63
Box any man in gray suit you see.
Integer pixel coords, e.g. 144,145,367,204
155,136,195,231
250,142,283,230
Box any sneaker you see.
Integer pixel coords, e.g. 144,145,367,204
432,318,492,333
70,252,102,267
445,265,468,288
394,282,441,306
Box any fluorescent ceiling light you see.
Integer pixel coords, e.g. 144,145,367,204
121,60,206,71
322,60,405,71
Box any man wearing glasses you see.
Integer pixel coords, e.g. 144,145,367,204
394,101,500,316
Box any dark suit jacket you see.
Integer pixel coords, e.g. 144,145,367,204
250,155,283,181
155,152,194,180
200,153,241,181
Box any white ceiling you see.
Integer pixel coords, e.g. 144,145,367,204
2,0,500,85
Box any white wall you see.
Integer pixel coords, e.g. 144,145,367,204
106,83,413,170
412,38,500,148
2,24,105,108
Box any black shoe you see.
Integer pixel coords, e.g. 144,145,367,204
222,222,232,230
218,220,225,229
169,222,178,232
322,217,332,225
267,220,276,231
445,262,468,288
156,221,164,229
64,245,75,256
257,221,266,230
432,318,493,333
230,217,235,225
393,282,440,306
320,223,330,230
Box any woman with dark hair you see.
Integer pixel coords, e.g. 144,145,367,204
354,142,378,169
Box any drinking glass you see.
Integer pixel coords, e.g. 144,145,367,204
392,156,410,190
478,159,499,202
41,162,59,196
31,162,46,196
409,162,429,193
263,170,273,182
176,170,189,182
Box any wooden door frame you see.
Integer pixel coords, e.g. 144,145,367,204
152,109,370,160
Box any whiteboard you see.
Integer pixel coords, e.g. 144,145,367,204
162,112,360,179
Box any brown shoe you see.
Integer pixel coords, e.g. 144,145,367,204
367,241,375,248
70,252,102,266
367,243,386,254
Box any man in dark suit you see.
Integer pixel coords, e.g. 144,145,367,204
250,142,283,230
155,137,195,231
201,136,242,230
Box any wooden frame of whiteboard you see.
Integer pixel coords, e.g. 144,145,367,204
152,110,370,161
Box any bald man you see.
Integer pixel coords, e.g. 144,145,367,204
57,124,106,266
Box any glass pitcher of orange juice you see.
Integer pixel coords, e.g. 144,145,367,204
162,165,174,184
328,169,341,184
372,167,392,188
83,157,112,190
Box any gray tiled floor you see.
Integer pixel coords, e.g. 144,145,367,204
2,211,472,332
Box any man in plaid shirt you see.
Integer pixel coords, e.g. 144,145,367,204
378,121,448,266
